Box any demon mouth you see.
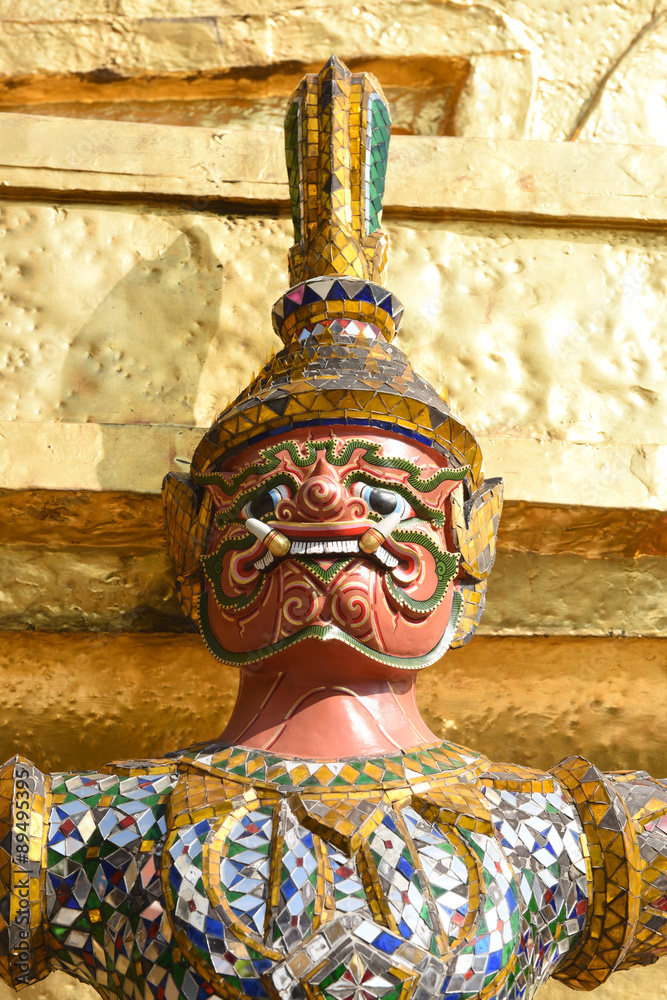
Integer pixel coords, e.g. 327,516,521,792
252,538,399,572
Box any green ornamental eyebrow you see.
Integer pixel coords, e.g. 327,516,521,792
342,471,447,526
215,471,300,524
193,437,469,496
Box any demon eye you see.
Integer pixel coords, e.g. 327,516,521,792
241,484,292,520
352,483,414,519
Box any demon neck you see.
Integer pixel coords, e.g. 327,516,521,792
219,638,439,758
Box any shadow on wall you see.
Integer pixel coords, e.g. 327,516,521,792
58,223,222,489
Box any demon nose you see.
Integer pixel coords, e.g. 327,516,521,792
294,457,346,520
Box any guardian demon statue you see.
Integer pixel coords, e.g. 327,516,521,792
2,57,667,1000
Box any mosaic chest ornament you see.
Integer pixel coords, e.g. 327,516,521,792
2,55,667,1000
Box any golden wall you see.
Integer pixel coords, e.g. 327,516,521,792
0,3,665,998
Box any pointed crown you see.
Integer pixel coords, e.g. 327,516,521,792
192,56,481,481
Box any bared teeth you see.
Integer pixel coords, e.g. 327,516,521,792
253,551,276,571
290,540,360,556
375,547,399,568
253,537,399,571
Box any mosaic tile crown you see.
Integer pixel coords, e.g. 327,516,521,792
191,56,484,482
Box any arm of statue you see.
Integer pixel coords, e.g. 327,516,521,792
547,756,667,990
0,753,180,993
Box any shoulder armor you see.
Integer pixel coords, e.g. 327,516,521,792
0,756,50,990
479,762,557,795
97,755,179,777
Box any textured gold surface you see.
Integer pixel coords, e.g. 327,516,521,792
539,964,665,1000
0,633,663,777
497,501,667,559
0,2,535,146
0,0,663,149
1,491,663,636
393,219,667,449
0,490,165,551
1,197,666,506
0,112,288,203
0,204,286,430
5,198,666,443
418,636,667,776
10,111,667,226
574,15,667,146
0,545,182,631
0,56,471,137
481,552,666,638
0,633,238,774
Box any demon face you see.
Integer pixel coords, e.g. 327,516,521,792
194,427,467,669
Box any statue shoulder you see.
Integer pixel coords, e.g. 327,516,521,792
44,757,181,992
49,756,181,850
0,752,183,992
479,760,557,794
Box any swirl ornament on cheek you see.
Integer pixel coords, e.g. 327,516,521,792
385,531,460,617
198,586,464,669
200,533,266,613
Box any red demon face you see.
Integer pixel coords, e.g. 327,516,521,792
195,427,467,670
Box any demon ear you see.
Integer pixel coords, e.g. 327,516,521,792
162,471,215,627
449,477,504,648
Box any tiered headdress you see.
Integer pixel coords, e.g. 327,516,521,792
164,56,503,649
